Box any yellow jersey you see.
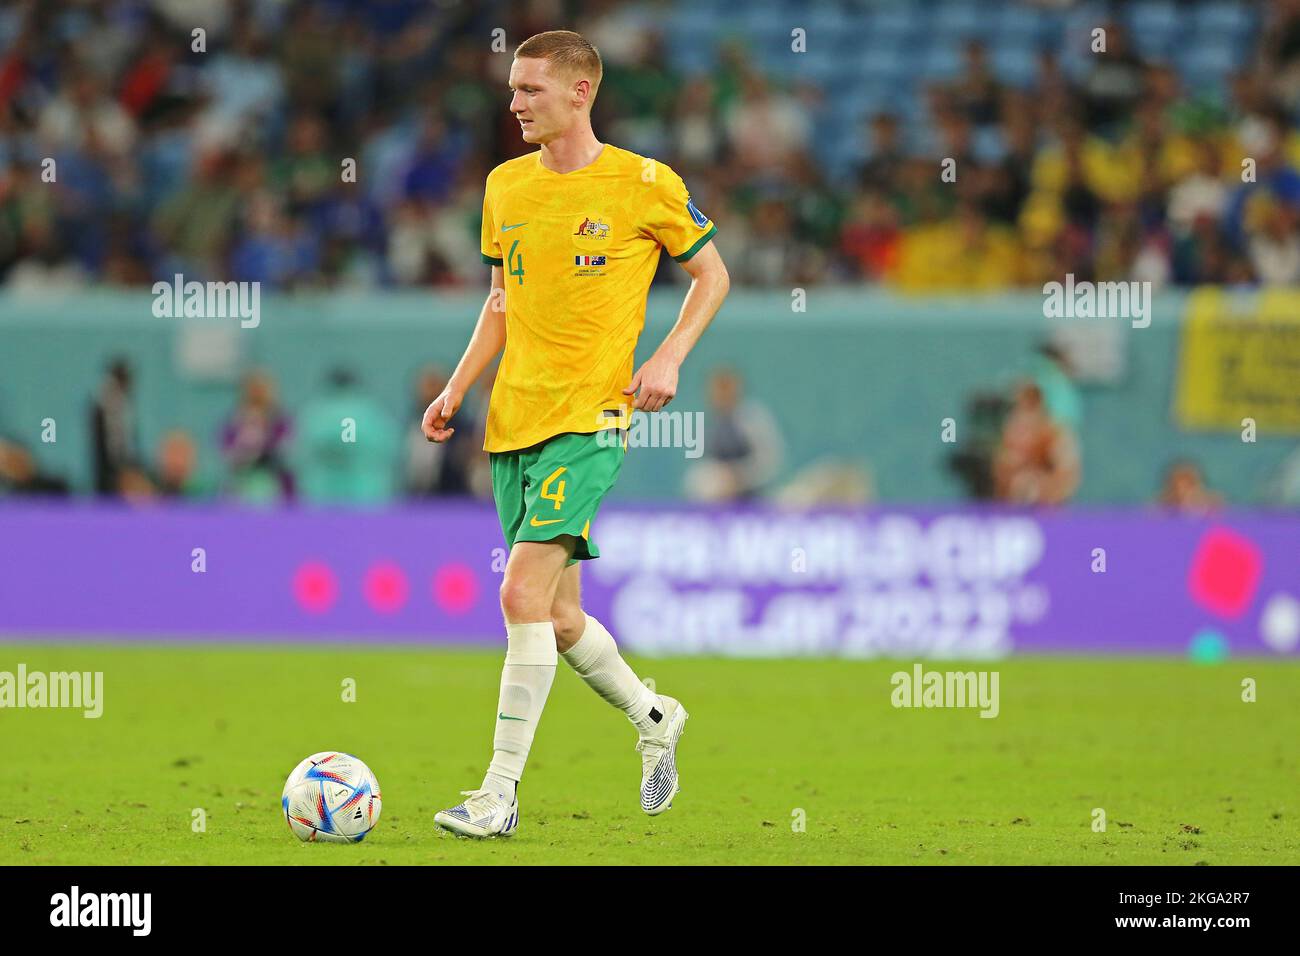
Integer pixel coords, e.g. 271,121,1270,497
479,144,717,453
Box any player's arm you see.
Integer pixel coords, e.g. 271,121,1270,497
422,266,506,442
623,241,729,412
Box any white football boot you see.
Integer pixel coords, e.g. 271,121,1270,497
434,788,520,838
636,695,689,815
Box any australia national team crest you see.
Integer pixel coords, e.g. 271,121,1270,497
573,216,611,240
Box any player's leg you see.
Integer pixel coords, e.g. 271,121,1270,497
551,561,690,815
435,537,572,838
486,536,573,790
551,561,586,653
552,561,657,724
437,441,569,838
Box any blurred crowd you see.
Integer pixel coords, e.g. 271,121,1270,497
1,0,1298,292
945,339,1232,513
1,0,1296,512
0,357,794,506
0,358,490,504
0,347,1274,512
849,17,1300,290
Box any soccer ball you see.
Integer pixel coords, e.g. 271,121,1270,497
281,751,382,843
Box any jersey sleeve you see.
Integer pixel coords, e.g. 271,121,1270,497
480,179,502,266
644,162,717,262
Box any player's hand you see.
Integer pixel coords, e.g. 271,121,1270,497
623,355,679,412
422,389,462,442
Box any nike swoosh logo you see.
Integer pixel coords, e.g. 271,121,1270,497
498,712,527,721
502,222,528,232
530,516,563,526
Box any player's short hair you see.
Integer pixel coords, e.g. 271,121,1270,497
514,30,602,100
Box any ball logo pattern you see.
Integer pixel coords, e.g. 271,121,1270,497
282,751,382,843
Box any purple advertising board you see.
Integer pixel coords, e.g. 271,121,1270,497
0,501,1297,658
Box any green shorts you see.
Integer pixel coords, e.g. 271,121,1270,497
490,430,626,563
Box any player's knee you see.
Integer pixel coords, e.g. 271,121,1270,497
499,576,545,623
551,604,586,652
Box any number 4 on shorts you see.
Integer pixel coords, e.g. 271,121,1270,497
540,467,566,510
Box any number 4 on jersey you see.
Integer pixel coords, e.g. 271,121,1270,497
507,239,525,285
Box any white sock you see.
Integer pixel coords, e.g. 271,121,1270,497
484,621,556,795
561,614,662,735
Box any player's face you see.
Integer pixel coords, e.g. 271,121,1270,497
508,57,574,144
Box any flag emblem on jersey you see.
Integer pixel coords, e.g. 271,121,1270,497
575,255,607,266
686,198,708,227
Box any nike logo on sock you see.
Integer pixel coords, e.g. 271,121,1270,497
498,712,527,721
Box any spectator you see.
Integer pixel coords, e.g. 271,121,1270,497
219,370,295,503
953,41,1002,129
1222,108,1300,253
90,358,139,496
151,148,243,279
980,108,1036,226
683,368,782,502
296,367,400,506
671,77,723,169
1032,343,1083,433
1167,137,1230,234
1262,0,1300,111
1246,195,1300,285
405,365,478,497
894,201,1021,290
36,65,136,159
840,188,901,280
1266,443,1300,505
154,429,204,498
731,194,803,286
992,380,1080,505
0,438,68,496
857,112,906,197
1157,460,1223,514
200,23,284,130
1079,19,1147,133
116,430,206,501
722,71,810,179
5,220,87,294
230,191,319,288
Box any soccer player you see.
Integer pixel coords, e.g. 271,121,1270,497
423,30,729,837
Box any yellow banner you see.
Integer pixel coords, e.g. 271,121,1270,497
1175,287,1300,433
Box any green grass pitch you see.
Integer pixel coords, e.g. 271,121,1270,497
1,644,1297,865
